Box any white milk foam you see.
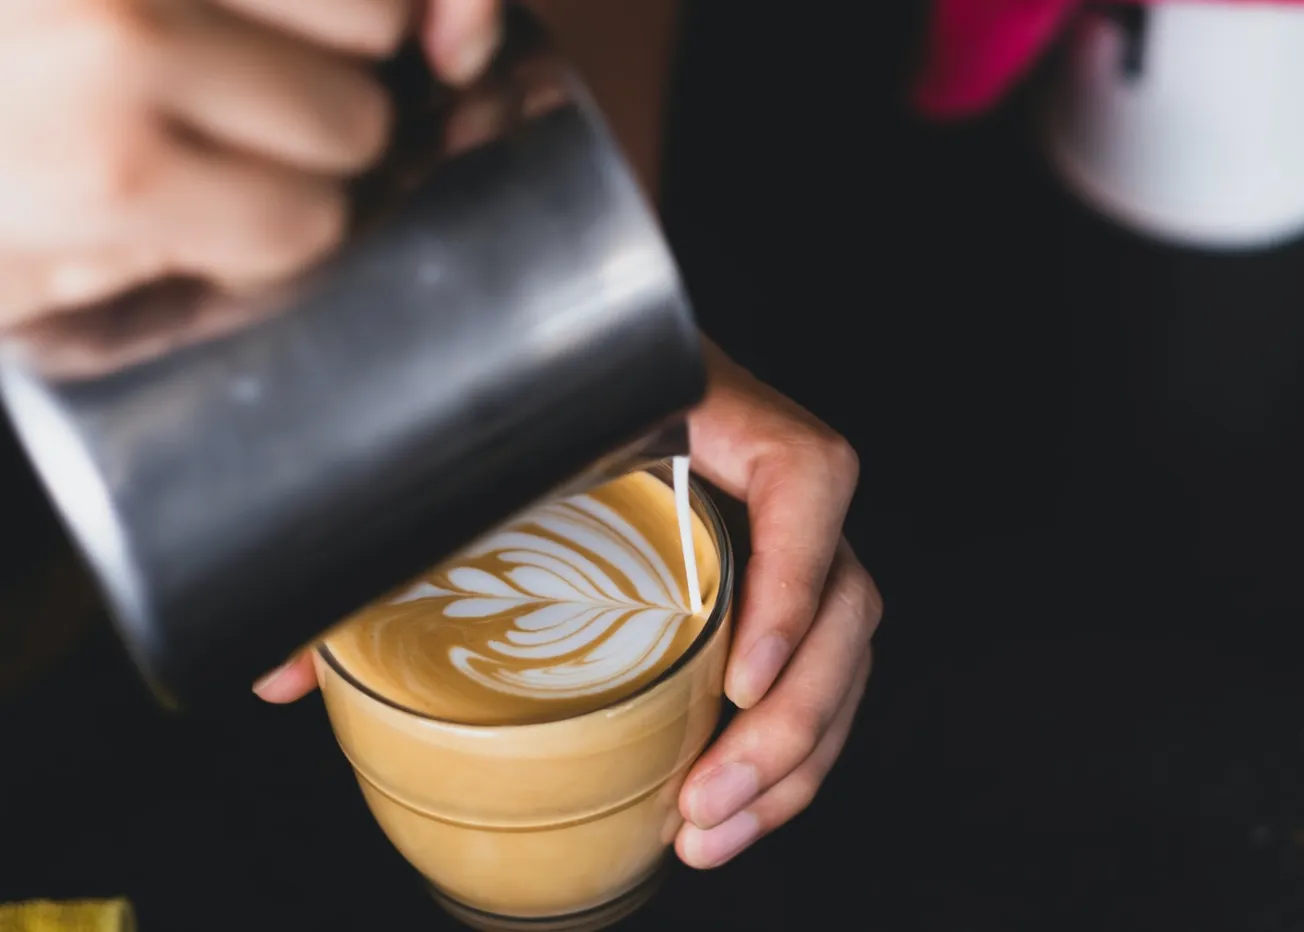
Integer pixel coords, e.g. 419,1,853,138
673,456,703,614
384,467,707,702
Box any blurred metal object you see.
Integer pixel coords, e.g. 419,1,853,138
0,6,704,708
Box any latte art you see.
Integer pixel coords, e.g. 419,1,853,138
398,493,695,698
325,470,720,725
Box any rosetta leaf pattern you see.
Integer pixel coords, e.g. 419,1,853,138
389,494,693,700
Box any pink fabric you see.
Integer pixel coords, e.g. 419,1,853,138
911,0,1303,120
913,0,1086,119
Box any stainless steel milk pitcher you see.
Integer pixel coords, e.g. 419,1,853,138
0,6,705,708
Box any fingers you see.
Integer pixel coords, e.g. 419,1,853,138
726,437,859,707
678,546,881,833
678,648,873,869
142,137,347,288
4,280,282,380
0,249,168,332
688,340,861,708
421,0,502,85
210,0,413,57
0,0,413,330
253,652,319,703
0,136,346,318
156,3,393,173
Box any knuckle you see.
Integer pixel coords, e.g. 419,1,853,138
77,135,160,216
821,433,860,488
782,773,823,817
837,561,884,636
781,429,859,499
760,565,824,632
63,10,161,214
766,707,822,766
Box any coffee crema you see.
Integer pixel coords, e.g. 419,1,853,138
326,471,721,726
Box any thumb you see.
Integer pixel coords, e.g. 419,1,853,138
253,653,319,703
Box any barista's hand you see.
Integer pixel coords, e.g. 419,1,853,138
0,0,407,331
254,338,883,873
671,339,880,868
0,0,507,334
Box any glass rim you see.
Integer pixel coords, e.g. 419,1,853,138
317,462,735,732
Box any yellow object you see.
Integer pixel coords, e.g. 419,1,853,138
0,900,134,932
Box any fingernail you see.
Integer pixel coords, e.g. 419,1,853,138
680,810,761,868
252,662,290,697
688,762,760,828
444,96,504,155
444,17,501,86
728,635,790,708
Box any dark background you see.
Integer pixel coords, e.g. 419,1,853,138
6,3,1304,929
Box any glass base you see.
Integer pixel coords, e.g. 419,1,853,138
428,858,669,932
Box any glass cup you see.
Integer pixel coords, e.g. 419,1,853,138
315,465,734,931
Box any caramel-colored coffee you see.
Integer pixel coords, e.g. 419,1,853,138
317,468,732,925
327,470,720,726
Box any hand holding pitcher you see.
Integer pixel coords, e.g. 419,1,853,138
0,0,507,331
